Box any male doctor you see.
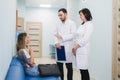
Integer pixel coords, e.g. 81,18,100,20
54,8,76,80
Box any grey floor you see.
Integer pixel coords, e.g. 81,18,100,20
35,57,95,80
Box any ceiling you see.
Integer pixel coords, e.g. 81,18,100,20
26,0,67,8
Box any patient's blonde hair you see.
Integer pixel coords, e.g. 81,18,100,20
16,33,27,52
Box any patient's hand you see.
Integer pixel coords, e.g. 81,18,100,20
29,46,33,55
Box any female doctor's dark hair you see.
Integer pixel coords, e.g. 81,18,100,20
79,8,92,21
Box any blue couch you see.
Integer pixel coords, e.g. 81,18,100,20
5,56,59,80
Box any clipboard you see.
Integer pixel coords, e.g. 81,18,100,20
56,46,66,61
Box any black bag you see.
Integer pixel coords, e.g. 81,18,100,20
38,64,61,77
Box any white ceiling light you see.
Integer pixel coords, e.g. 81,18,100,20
39,4,52,8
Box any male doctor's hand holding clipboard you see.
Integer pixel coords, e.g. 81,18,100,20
55,34,66,61
56,46,66,61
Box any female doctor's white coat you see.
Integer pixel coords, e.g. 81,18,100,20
54,19,76,63
75,21,93,69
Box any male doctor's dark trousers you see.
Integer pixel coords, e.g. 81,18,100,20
57,62,73,80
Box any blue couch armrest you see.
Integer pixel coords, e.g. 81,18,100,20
5,56,25,80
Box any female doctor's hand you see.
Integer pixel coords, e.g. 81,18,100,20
72,47,77,56
72,44,80,56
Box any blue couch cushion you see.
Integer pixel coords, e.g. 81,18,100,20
6,56,59,80
26,76,59,80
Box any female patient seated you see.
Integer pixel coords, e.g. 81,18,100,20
16,32,39,76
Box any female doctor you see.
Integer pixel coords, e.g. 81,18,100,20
72,8,93,80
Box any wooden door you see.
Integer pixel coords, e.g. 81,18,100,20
26,22,42,58
112,0,120,80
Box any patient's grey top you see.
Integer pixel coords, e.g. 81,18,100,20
17,49,31,68
17,49,39,76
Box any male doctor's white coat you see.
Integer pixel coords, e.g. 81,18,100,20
54,19,76,63
75,21,93,69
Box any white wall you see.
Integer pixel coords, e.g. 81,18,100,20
77,0,112,80
67,0,80,27
0,0,16,80
25,8,59,56
17,0,25,17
